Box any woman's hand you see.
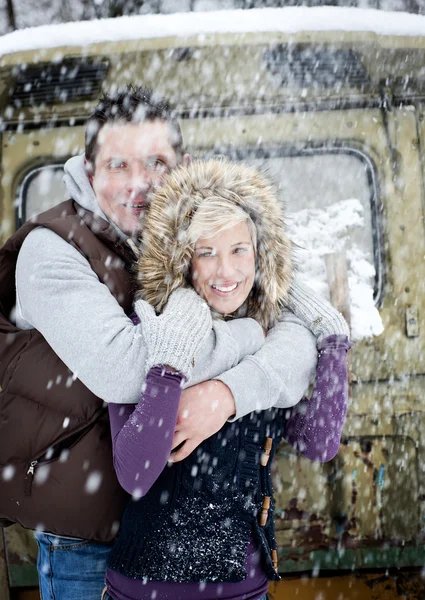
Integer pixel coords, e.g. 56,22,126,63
134,288,212,380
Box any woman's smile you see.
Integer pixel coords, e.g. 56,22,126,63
211,282,239,293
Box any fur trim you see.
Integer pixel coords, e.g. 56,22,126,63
137,158,292,330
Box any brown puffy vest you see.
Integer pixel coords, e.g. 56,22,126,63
0,200,137,542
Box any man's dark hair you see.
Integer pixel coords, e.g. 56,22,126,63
85,85,183,169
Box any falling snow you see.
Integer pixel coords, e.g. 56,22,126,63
84,470,103,494
2,2,425,595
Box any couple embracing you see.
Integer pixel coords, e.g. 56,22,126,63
0,86,351,600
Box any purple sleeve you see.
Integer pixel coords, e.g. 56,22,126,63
108,366,184,496
283,334,353,462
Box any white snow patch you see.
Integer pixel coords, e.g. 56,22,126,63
287,198,384,341
59,449,70,463
110,520,120,537
2,465,15,481
34,464,50,486
2,7,425,57
132,487,142,500
85,470,102,494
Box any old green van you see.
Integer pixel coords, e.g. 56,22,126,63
1,6,425,599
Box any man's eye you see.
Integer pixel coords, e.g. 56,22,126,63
109,160,126,169
146,158,168,173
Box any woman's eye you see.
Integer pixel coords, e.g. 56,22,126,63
234,247,247,254
196,250,215,258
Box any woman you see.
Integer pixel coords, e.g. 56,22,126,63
103,159,351,600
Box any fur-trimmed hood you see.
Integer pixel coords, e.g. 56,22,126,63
137,158,293,330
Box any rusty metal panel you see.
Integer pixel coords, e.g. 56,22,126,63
268,571,425,599
273,429,422,573
3,525,38,588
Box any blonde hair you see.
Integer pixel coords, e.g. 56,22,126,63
187,199,257,251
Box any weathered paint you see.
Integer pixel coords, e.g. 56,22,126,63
3,526,38,588
268,571,425,599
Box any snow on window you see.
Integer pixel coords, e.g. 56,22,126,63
248,150,384,341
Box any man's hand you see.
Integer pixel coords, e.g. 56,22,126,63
170,380,236,462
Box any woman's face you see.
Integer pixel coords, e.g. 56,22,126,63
191,221,256,315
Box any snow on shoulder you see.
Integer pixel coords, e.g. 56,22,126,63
2,6,425,57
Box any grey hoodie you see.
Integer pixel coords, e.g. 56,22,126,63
15,155,317,418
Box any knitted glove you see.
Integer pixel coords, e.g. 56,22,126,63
134,288,212,380
287,280,350,342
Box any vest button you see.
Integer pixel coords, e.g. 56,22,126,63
271,549,278,572
260,437,273,467
259,495,271,526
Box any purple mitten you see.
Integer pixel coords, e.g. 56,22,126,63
284,334,353,462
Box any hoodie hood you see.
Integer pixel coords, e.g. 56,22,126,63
138,158,293,330
63,154,128,240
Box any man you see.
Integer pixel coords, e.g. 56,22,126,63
1,86,319,600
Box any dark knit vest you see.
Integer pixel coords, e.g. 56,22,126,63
0,200,136,542
108,406,284,582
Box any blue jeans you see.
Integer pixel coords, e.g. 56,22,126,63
35,532,112,600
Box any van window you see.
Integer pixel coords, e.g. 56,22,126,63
231,146,382,305
17,164,67,226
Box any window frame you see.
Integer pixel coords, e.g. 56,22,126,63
15,161,68,228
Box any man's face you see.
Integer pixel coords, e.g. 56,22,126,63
90,120,178,236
